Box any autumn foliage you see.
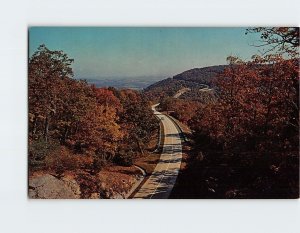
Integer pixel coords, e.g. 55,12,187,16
28,45,158,177
170,28,299,198
173,57,297,198
159,98,202,124
190,55,298,152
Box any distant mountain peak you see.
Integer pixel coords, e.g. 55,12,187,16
144,65,227,100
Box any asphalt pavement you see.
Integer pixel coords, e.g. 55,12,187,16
132,104,183,199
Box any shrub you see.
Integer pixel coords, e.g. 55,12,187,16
89,155,106,175
44,146,84,176
29,138,60,171
113,149,134,166
75,172,100,198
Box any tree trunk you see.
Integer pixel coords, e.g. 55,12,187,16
32,116,37,136
136,137,144,155
61,125,69,143
43,116,49,143
75,122,79,134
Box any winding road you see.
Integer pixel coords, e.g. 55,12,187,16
132,104,183,199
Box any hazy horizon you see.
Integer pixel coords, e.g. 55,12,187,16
29,27,262,80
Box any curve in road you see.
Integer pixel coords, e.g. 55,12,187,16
132,104,183,199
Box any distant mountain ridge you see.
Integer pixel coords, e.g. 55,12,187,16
173,65,227,85
84,76,165,90
144,65,227,100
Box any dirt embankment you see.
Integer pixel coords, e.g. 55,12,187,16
29,165,144,199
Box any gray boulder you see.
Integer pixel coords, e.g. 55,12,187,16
29,174,80,199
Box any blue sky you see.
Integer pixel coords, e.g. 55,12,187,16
29,27,261,79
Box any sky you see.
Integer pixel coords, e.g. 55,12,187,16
29,27,262,79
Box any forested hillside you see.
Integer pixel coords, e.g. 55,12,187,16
144,65,226,101
167,27,299,198
28,27,299,199
173,65,227,84
28,45,158,198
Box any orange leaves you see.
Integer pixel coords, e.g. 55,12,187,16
29,45,125,158
94,87,122,111
191,55,299,152
29,44,158,165
159,97,201,124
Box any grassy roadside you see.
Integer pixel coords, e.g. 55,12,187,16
99,116,162,197
134,120,164,175
167,115,192,136
134,153,161,175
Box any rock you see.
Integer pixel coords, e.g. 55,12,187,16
90,193,100,199
100,182,106,190
29,174,80,199
62,177,81,197
103,190,110,199
110,191,124,199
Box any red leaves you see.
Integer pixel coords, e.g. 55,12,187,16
29,46,124,157
191,56,299,152
160,98,201,124
29,45,158,167
94,87,122,110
